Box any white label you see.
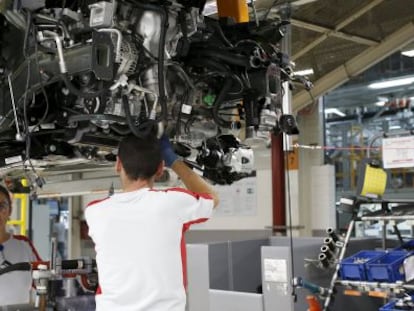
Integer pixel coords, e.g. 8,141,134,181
181,104,192,114
382,136,414,168
264,258,287,282
5,155,23,165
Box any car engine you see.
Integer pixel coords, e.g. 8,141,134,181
0,0,310,186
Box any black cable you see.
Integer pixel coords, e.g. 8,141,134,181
22,11,32,59
284,141,296,298
0,262,31,276
21,11,38,176
110,124,131,136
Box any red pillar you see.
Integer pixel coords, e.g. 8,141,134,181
271,133,286,233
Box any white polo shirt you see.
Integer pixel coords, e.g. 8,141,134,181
85,187,214,311
0,235,40,306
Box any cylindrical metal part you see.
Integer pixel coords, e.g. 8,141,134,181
324,237,336,252
319,253,329,268
326,227,340,243
61,259,85,270
320,245,333,259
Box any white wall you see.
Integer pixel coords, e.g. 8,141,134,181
191,169,272,230
310,165,336,231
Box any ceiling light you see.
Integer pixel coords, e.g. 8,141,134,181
325,108,345,117
402,50,414,57
375,101,386,107
368,77,414,89
294,68,314,76
377,96,388,102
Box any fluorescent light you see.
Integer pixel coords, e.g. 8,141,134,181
325,108,345,117
389,125,401,130
402,50,414,57
368,77,414,89
294,68,314,76
377,96,388,102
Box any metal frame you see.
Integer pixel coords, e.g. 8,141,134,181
293,21,414,112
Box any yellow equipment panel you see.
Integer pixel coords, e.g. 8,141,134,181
217,0,249,23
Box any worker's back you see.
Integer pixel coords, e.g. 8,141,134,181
85,187,213,311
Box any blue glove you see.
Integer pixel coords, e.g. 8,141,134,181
160,135,178,167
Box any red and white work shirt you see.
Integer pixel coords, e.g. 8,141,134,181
0,235,41,306
85,187,214,311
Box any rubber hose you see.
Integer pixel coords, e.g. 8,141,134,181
110,124,131,136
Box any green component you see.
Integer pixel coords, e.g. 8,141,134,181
203,94,216,106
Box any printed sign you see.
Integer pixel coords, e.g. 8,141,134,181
382,136,414,169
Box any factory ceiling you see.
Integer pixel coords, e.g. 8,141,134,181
246,0,414,113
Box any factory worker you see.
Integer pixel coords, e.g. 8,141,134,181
85,134,219,311
0,184,41,306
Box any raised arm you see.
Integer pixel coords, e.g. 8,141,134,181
160,136,219,208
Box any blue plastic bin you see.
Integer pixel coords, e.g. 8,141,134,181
339,250,386,281
394,239,414,252
366,250,413,282
379,300,396,311
379,297,414,311
379,300,397,311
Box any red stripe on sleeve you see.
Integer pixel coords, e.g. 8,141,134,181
96,285,102,295
158,187,213,201
87,197,110,207
180,218,209,289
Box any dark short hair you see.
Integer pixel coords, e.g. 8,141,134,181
0,184,11,207
118,134,162,181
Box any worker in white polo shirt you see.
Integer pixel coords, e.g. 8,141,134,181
0,184,41,306
85,134,219,311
